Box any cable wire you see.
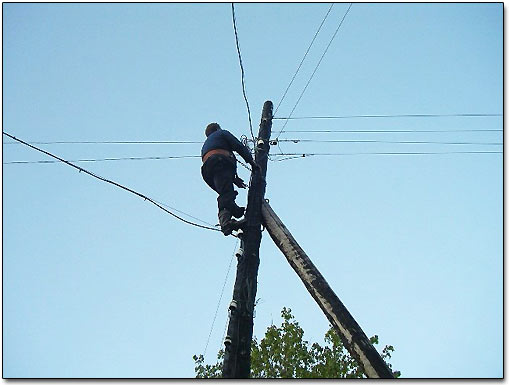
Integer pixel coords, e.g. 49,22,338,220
273,113,502,120
3,140,203,145
270,151,502,160
203,238,238,358
5,157,255,182
6,136,500,165
151,198,217,228
3,132,221,233
219,317,229,355
274,3,334,116
281,128,503,133
3,127,501,146
236,158,252,172
275,3,353,140
276,139,502,145
232,3,255,141
3,155,201,165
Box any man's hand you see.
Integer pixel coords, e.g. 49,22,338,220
234,175,247,189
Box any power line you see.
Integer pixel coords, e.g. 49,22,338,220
231,3,255,141
203,239,238,358
3,128,500,150
274,3,334,116
281,128,503,133
151,198,217,228
4,155,255,168
3,140,202,145
275,3,353,140
3,155,201,165
2,127,501,146
219,319,229,355
7,138,501,164
270,151,502,160
6,136,501,165
3,132,221,233
273,113,502,120
276,139,503,145
236,158,252,172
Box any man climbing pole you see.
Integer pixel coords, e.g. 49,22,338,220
201,123,259,236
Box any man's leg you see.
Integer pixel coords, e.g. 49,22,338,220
204,155,245,235
213,168,236,209
213,167,238,235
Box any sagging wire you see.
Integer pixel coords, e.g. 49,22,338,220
3,132,221,233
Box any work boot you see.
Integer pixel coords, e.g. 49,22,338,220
219,209,247,236
218,208,234,236
231,217,247,232
231,203,245,219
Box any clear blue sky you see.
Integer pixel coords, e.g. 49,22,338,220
3,2,502,379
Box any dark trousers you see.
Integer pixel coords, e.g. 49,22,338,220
201,154,238,212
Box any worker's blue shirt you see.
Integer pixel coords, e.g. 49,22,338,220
201,129,254,164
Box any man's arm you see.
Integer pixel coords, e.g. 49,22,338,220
225,131,256,166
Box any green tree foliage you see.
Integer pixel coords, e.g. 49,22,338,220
193,307,400,378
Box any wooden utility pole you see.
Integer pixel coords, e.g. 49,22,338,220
222,101,273,378
261,201,394,379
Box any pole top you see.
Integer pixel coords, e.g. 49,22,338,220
262,101,273,120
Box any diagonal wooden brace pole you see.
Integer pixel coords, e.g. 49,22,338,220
222,101,273,378
261,200,394,379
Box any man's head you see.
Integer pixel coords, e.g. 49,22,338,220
205,123,221,137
